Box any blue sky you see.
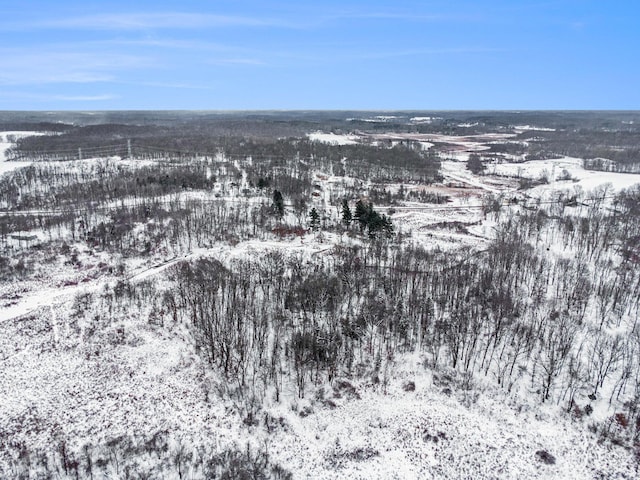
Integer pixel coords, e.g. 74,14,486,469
0,0,638,110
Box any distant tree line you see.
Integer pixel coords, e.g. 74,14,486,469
8,130,442,183
517,129,640,173
0,160,216,210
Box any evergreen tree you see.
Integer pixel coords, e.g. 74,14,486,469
272,189,284,217
352,199,394,238
309,207,320,231
341,199,352,227
354,199,368,232
382,214,394,237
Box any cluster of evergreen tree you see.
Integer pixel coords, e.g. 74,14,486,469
350,199,394,238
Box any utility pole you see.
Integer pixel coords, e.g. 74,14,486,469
127,139,132,159
78,148,82,160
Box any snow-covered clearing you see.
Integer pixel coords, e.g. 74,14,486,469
410,116,440,124
0,297,239,461
489,156,640,194
0,232,338,324
441,160,508,193
512,125,557,133
0,160,32,175
0,131,44,173
308,132,359,145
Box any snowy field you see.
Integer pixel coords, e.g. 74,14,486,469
0,132,43,174
308,132,359,145
489,156,640,193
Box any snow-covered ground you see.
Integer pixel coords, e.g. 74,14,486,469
265,365,635,479
2,280,636,478
410,116,440,124
2,293,635,478
0,131,43,174
2,129,640,478
489,156,640,193
0,296,240,464
308,132,359,145
512,125,556,133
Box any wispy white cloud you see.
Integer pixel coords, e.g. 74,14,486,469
90,37,265,59
54,94,117,101
0,49,151,85
356,46,509,60
208,58,266,66
0,91,116,103
0,70,114,86
262,46,508,65
114,80,215,90
1,8,479,33
320,11,478,23
16,13,286,30
100,38,233,50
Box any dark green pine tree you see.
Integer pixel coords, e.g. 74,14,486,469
381,214,394,237
341,199,352,227
309,207,320,231
354,199,368,232
366,209,384,238
272,189,284,217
